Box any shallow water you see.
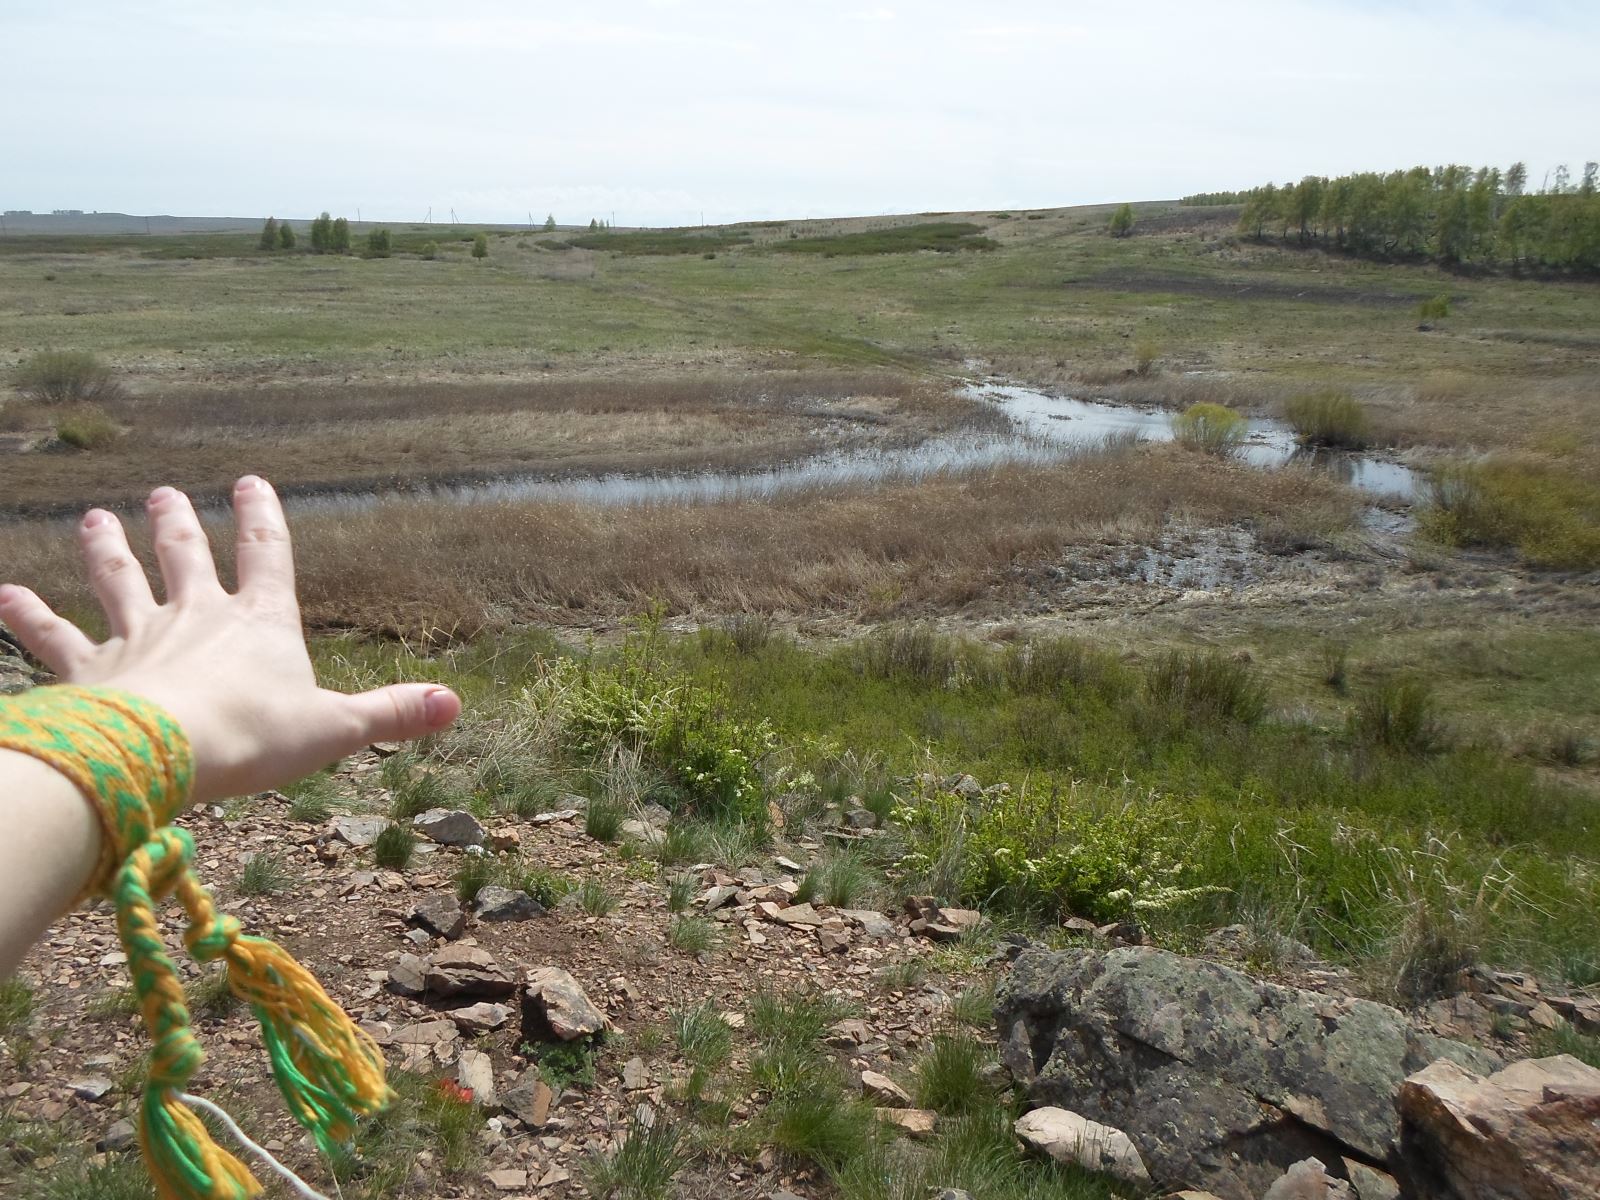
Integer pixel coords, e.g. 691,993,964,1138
291,380,1420,515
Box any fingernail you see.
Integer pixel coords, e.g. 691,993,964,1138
236,475,265,493
147,487,178,508
424,687,455,725
82,508,111,530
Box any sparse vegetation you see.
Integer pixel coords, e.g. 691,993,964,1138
667,915,719,954
770,222,997,257
0,978,34,1035
1422,459,1600,570
583,1114,689,1200
576,878,618,916
665,873,696,913
794,849,876,908
585,793,628,842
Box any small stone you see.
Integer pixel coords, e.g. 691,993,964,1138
412,808,487,847
842,808,877,829
861,1070,911,1107
388,952,430,997
1261,1158,1355,1200
828,1019,871,1047
537,1165,571,1187
622,1057,649,1090
618,819,664,847
875,1107,937,1139
772,902,823,927
774,856,805,872
1341,1159,1400,1200
331,815,389,847
70,1076,115,1102
451,1002,513,1034
523,966,611,1041
389,1018,461,1047
502,1075,554,1127
408,894,467,940
531,808,581,824
817,927,852,953
99,1119,137,1152
700,885,740,912
486,1168,528,1191
1014,1106,1151,1188
841,909,896,938
457,1048,498,1108
474,885,544,922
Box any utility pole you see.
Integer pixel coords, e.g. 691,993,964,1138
425,207,432,224
450,208,458,225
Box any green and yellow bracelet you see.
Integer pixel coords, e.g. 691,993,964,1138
1,685,391,1200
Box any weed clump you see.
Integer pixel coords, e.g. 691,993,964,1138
54,406,119,449
794,850,876,908
1284,390,1372,449
373,822,416,870
1171,402,1247,455
1352,678,1448,755
1422,460,1600,570
1144,650,1267,725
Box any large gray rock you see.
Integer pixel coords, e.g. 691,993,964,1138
522,967,611,1042
995,947,1497,1200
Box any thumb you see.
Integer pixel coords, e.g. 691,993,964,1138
337,683,461,748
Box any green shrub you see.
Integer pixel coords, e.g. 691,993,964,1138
1417,294,1451,321
1132,334,1159,375
531,1038,598,1090
1144,650,1267,725
1001,636,1129,701
54,406,120,450
373,822,416,870
1284,390,1372,449
512,864,574,907
1352,678,1448,755
471,232,488,260
1170,402,1247,455
365,228,392,258
15,350,119,404
1421,460,1600,570
421,240,439,260
1532,1021,1600,1069
278,222,296,250
1108,203,1134,238
546,655,776,825
859,624,966,686
895,784,1216,922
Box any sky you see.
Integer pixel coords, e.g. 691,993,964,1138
6,0,1598,227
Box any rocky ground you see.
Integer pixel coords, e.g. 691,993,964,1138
1,746,1001,1200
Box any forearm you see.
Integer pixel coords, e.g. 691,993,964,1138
0,749,102,977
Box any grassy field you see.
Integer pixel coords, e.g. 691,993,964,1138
2,200,1598,995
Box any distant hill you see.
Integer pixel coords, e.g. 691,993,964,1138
0,212,268,235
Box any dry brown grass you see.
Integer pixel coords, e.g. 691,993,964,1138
0,444,1356,639
0,370,999,514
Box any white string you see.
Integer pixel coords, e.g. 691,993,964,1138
176,1092,333,1200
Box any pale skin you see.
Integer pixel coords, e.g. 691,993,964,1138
0,476,462,976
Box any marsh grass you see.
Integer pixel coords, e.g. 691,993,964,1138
1144,649,1267,726
1422,459,1600,570
1284,389,1372,449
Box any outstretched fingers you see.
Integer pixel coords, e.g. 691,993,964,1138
146,487,220,605
77,509,156,638
0,584,95,677
231,476,296,603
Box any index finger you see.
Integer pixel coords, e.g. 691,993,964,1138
232,476,296,601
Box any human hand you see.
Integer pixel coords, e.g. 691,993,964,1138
0,476,461,805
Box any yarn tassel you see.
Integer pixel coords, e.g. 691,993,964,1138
139,1082,260,1200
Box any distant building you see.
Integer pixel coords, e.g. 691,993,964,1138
3,210,32,216
51,209,85,216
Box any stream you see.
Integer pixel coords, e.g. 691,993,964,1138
292,380,1421,515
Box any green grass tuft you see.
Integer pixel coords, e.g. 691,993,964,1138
586,794,628,843
582,1114,690,1200
914,1031,994,1117
373,822,417,870
236,851,291,896
576,878,618,917
1284,389,1372,449
0,978,34,1036
667,915,720,954
1170,402,1247,455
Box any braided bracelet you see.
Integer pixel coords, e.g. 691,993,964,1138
1,686,391,1200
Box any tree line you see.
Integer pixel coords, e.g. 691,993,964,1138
1184,162,1600,272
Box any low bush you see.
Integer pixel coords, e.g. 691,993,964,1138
14,350,118,404
1283,390,1372,449
1144,650,1267,725
1170,402,1247,455
1417,293,1451,321
1421,460,1600,570
1351,678,1448,755
1133,335,1159,375
54,406,119,449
